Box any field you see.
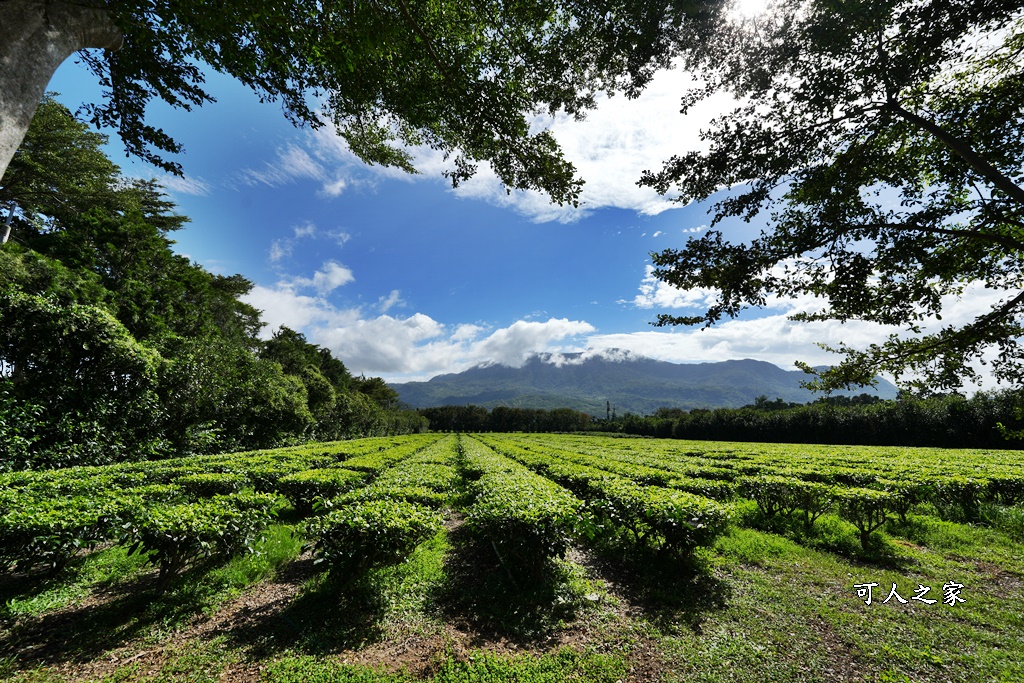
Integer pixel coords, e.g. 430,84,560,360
1,433,1022,682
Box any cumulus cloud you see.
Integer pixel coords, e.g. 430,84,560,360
314,316,593,379
284,261,355,294
242,271,596,380
245,264,1010,389
474,319,597,367
627,265,721,310
242,284,359,337
418,68,733,222
608,279,1012,389
257,66,731,222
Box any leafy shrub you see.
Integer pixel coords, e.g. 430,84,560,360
121,492,279,580
276,468,367,515
986,475,1024,505
739,475,800,518
462,437,583,574
877,477,934,522
587,478,731,556
671,476,735,501
0,490,139,570
304,499,443,579
175,472,248,498
836,487,893,551
929,476,988,522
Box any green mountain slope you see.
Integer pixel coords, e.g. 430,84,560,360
392,351,899,415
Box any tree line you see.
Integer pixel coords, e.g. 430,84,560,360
418,405,593,434
616,392,1024,449
0,96,425,472
416,391,1024,448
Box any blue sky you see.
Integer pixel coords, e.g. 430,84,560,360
44,55,1002,387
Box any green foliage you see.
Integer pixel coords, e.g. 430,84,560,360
738,476,837,531
877,477,934,522
0,491,132,571
121,492,279,580
642,0,1024,393
0,289,163,467
304,499,443,579
419,404,594,433
586,477,732,556
53,0,707,204
740,475,803,518
670,476,735,501
174,472,248,499
277,468,368,516
0,94,121,222
931,475,988,523
462,437,584,573
0,380,45,472
836,487,893,550
0,97,445,469
623,391,1024,449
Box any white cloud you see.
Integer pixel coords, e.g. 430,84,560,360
245,270,1010,391
243,268,595,380
652,231,664,238
475,319,597,368
267,222,324,263
242,284,359,337
627,265,721,310
452,323,485,342
285,261,355,294
261,65,732,222
293,222,317,238
609,278,1013,390
331,316,594,379
268,239,291,263
320,178,348,197
329,230,352,247
240,145,326,188
378,289,405,312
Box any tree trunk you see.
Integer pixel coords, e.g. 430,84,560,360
0,0,121,183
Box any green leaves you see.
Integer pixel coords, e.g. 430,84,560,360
121,493,279,579
462,436,584,571
42,0,707,203
305,499,443,578
642,0,1024,392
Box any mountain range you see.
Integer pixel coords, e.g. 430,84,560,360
391,350,899,416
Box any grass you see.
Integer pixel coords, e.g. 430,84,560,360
263,648,629,683
2,512,1021,682
2,466,1023,682
1,545,152,619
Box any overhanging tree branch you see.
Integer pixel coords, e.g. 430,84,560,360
885,97,1024,207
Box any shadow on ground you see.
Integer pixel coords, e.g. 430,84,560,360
0,559,228,668
584,534,732,634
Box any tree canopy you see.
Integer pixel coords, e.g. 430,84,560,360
1,96,426,469
641,0,1024,393
1,0,719,202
